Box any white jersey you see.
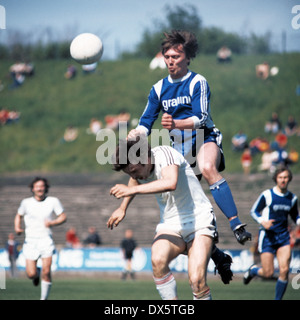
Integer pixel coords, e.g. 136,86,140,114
18,196,64,239
139,146,213,225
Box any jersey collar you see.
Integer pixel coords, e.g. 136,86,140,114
168,71,191,83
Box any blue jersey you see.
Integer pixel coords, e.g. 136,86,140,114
251,187,299,234
138,71,215,135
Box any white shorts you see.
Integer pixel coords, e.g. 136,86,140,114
156,210,217,243
23,236,56,261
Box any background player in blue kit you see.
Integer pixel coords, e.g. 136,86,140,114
128,30,251,245
244,166,300,300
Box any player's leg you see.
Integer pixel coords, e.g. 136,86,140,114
25,259,40,286
40,256,52,300
187,234,213,300
275,244,291,300
197,141,251,244
151,231,186,300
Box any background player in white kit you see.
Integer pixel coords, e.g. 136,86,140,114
107,138,216,300
14,177,67,300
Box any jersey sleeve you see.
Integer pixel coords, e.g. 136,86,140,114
53,197,64,216
189,76,211,128
250,192,267,224
138,83,162,135
289,195,300,225
17,199,26,216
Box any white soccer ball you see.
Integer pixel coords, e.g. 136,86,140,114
70,33,103,64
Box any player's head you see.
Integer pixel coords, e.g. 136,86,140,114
29,177,50,194
161,30,198,63
272,166,293,184
112,137,153,179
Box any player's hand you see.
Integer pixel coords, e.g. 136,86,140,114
14,226,24,235
110,184,133,198
107,208,126,229
127,129,146,140
161,113,175,130
261,219,275,230
44,219,52,228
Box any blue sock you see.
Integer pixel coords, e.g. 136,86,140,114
249,266,260,277
210,179,239,230
275,279,288,300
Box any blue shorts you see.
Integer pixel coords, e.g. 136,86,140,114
258,229,290,254
170,127,225,176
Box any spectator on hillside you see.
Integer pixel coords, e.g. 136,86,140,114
284,116,299,136
256,61,269,80
264,112,281,134
249,136,270,155
64,65,77,80
258,148,274,172
83,226,102,248
105,110,131,130
9,62,34,89
275,132,287,148
217,46,232,63
241,148,252,175
87,118,102,135
61,126,78,143
287,148,299,166
65,227,81,248
231,131,248,152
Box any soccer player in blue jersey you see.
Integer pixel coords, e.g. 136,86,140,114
128,30,251,244
244,167,300,300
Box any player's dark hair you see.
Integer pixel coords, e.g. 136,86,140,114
112,136,151,171
161,30,198,61
272,166,293,183
29,177,50,194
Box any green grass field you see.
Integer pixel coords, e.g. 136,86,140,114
1,274,299,300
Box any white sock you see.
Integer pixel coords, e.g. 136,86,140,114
40,280,52,300
193,287,212,300
154,272,177,300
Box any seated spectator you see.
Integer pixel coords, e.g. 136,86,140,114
61,126,78,143
241,148,252,175
105,110,131,130
83,226,102,248
217,46,232,63
264,112,281,134
270,144,289,172
87,118,102,135
275,132,288,148
284,116,299,136
287,148,299,165
0,109,9,125
256,61,269,80
231,131,248,151
64,65,77,79
9,62,34,89
66,227,81,248
249,136,270,155
258,149,274,172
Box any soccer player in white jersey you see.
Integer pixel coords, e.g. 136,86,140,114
107,138,216,300
244,167,299,300
14,177,67,300
128,30,251,245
